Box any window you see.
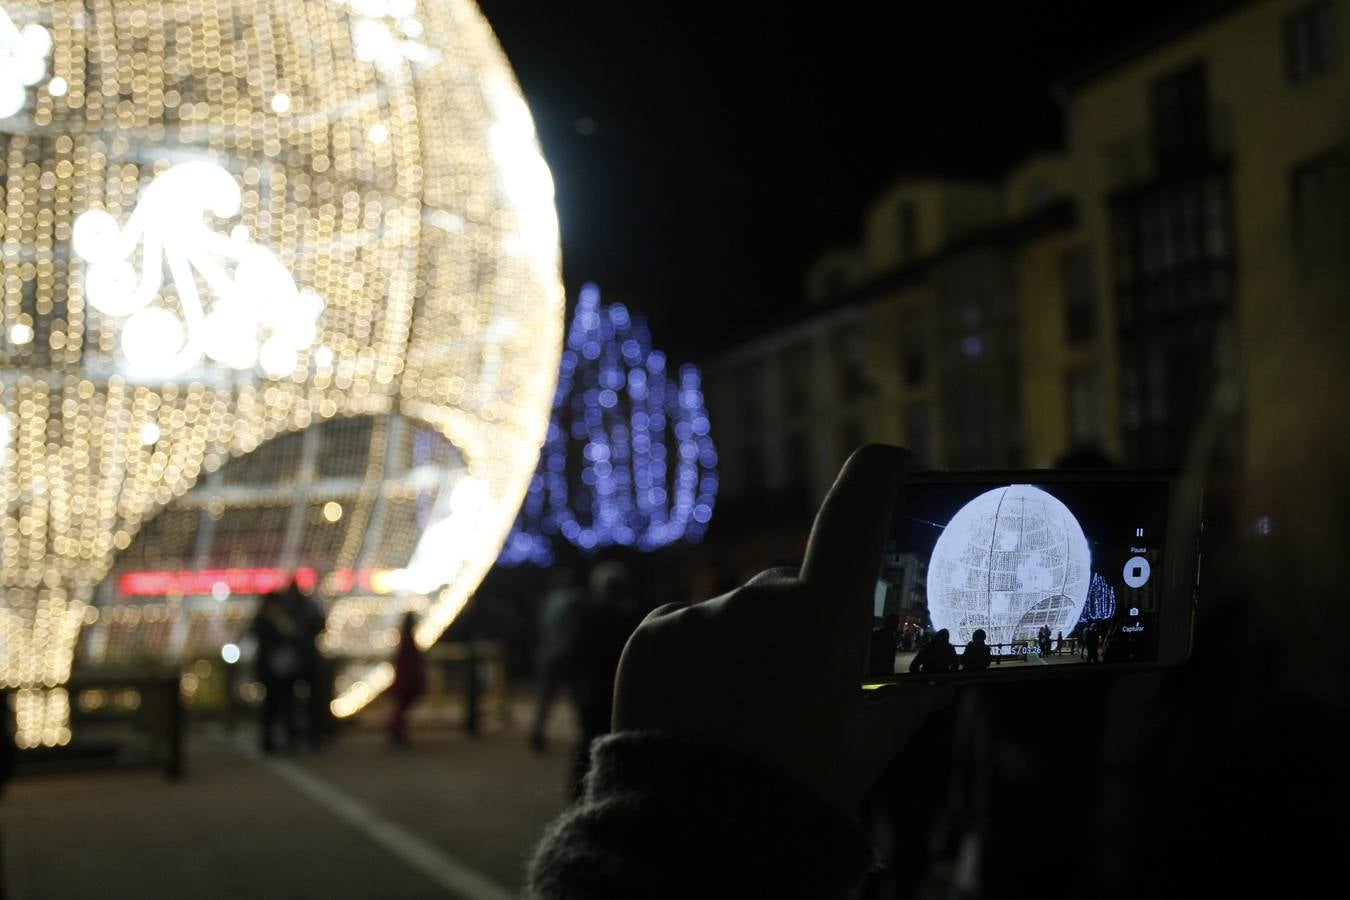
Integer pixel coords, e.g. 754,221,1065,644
1110,169,1235,467
1113,173,1233,317
1285,2,1335,83
1149,63,1209,168
899,202,918,261
1203,175,1229,260
1062,249,1098,343
1290,149,1347,237
1065,369,1105,448
899,309,927,386
835,324,869,401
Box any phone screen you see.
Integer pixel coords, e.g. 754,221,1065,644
873,478,1171,677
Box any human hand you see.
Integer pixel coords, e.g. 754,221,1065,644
612,444,953,815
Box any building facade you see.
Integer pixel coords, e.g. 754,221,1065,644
706,0,1349,510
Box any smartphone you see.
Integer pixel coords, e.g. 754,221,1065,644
866,469,1201,683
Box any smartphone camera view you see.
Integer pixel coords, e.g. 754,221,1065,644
873,479,1169,678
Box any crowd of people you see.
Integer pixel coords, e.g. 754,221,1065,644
876,618,1123,677
237,553,648,795
905,627,992,674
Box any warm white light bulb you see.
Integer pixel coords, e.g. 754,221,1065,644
120,308,186,373
258,337,298,378
0,80,24,117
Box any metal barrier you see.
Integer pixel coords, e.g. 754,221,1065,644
422,640,512,734
342,640,512,734
64,672,185,778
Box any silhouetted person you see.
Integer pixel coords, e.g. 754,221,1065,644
387,612,426,747
530,568,582,753
1,687,12,900
961,628,992,671
1102,623,1136,663
1083,622,1100,663
306,598,334,750
909,627,958,674
281,583,329,750
869,613,900,677
0,688,12,792
562,561,640,798
1037,625,1052,658
250,589,306,754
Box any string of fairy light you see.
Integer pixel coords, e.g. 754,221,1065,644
0,0,563,747
1082,573,1117,621
500,284,718,566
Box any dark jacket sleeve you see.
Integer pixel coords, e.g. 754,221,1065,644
526,732,874,899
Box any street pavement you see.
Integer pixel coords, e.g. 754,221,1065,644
1,698,577,899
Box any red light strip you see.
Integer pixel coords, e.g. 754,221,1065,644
116,566,390,597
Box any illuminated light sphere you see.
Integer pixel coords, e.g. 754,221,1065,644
0,1,563,746
500,283,719,566
927,485,1091,647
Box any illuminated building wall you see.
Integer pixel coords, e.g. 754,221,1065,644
708,0,1350,505
1058,0,1350,479
500,283,718,565
0,0,563,746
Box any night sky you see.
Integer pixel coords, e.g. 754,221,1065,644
478,1,1193,361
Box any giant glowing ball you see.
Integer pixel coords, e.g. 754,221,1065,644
0,0,562,745
927,485,1090,647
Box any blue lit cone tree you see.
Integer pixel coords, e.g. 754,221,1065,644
1079,573,1117,623
499,284,718,565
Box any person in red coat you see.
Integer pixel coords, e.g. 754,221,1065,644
387,612,426,747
